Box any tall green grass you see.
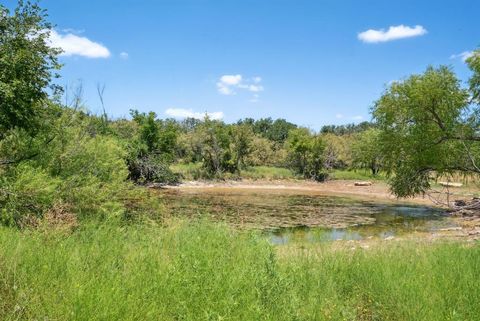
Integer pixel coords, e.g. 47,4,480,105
0,222,479,320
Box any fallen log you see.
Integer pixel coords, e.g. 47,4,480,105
354,181,372,186
439,182,463,188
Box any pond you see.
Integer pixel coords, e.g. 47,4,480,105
159,188,456,243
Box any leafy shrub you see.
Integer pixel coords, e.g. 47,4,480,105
0,108,163,226
0,164,60,226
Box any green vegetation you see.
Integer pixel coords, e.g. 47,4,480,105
1,2,479,320
172,163,295,181
331,169,386,181
0,1,61,137
126,110,180,184
0,2,161,227
373,61,480,198
286,128,328,181
0,222,478,321
350,128,383,176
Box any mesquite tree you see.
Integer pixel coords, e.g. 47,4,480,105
372,60,480,200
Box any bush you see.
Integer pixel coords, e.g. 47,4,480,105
286,128,329,181
0,164,60,226
0,108,161,226
128,155,180,185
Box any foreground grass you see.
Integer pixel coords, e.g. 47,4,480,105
0,222,479,320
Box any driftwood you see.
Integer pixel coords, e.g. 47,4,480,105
439,181,463,188
427,186,480,213
452,198,480,211
354,181,372,186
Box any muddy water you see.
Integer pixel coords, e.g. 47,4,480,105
159,188,456,243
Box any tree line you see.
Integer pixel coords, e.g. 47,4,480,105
109,111,382,183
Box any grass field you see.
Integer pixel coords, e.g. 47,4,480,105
1,221,479,321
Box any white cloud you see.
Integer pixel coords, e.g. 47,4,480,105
49,30,110,58
217,74,242,95
358,25,427,43
120,52,129,59
217,74,264,101
335,114,344,119
352,115,364,121
165,108,224,120
220,74,242,85
450,51,475,62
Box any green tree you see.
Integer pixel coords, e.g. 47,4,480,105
246,118,296,144
130,110,179,161
197,118,232,176
128,110,179,183
268,119,297,144
322,133,353,169
0,1,62,138
286,128,327,181
230,124,253,171
466,49,480,103
252,118,273,138
320,122,374,135
351,128,383,175
157,119,180,163
247,136,276,166
131,110,160,154
372,66,475,197
176,130,204,163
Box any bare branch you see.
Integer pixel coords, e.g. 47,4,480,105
97,83,108,126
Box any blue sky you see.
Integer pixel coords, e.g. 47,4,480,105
5,0,480,129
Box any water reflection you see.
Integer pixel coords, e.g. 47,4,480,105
269,225,418,244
